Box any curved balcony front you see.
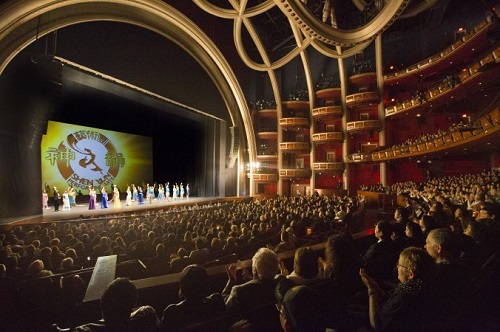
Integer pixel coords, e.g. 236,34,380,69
251,173,278,182
257,131,278,140
346,120,382,133
282,100,310,111
279,117,309,130
312,106,342,119
372,107,499,162
384,18,494,85
256,154,278,162
312,162,344,172
279,168,311,178
279,142,310,153
346,91,380,109
316,88,341,100
349,72,377,88
312,132,343,143
258,108,277,119
345,153,373,163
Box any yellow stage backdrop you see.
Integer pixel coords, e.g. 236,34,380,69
41,121,153,196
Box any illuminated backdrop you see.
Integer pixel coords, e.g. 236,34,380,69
41,120,153,195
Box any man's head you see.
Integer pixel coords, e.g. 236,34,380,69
397,247,435,283
179,264,208,300
425,228,460,263
101,277,138,325
375,220,394,241
252,247,279,280
394,207,409,222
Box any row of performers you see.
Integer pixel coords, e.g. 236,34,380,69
87,182,190,210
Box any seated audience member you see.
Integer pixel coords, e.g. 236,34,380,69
188,238,209,265
281,247,322,285
74,277,159,332
275,283,327,332
359,247,436,331
363,220,397,282
223,247,281,332
425,228,474,330
273,230,296,253
27,259,53,278
404,222,424,248
160,264,224,331
57,257,81,273
393,207,409,236
170,248,190,273
0,263,16,288
418,214,437,238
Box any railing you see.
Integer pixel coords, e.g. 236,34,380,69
279,142,311,152
312,162,344,172
345,91,380,108
279,168,311,178
346,120,382,132
384,17,494,83
279,117,309,128
311,105,343,118
312,132,343,142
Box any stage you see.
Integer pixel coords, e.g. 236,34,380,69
0,196,237,231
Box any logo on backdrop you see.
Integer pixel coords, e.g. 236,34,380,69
44,130,124,190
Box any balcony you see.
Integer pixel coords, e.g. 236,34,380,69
315,88,341,100
279,142,310,153
311,106,342,119
312,132,343,143
282,100,309,111
345,153,373,163
279,168,311,178
346,120,382,133
257,131,278,140
349,72,377,88
251,173,278,182
279,117,309,130
346,91,380,109
258,108,277,119
312,162,344,172
256,154,278,162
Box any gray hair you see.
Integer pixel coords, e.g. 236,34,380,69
252,247,279,280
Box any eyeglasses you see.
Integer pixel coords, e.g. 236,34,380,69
396,263,409,270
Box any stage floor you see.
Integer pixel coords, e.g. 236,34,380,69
0,197,227,229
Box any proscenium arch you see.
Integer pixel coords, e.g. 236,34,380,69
0,0,257,195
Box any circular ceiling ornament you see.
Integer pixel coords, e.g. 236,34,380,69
273,0,411,46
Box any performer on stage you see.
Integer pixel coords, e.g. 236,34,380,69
126,185,132,206
173,183,178,200
132,184,138,201
53,187,60,212
42,190,49,209
158,184,164,200
89,186,96,210
101,187,108,209
147,184,154,203
138,186,144,205
113,185,121,208
62,190,71,210
186,184,190,199
165,182,170,201
180,183,184,199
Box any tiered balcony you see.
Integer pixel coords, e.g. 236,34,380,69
345,152,373,163
251,173,278,182
384,18,495,85
385,45,500,118
372,107,499,162
312,162,344,172
345,91,380,109
282,100,309,111
279,142,310,153
349,72,377,88
315,88,341,101
279,117,309,130
279,168,311,178
256,153,278,162
258,108,277,119
312,132,343,143
346,120,382,133
311,106,342,119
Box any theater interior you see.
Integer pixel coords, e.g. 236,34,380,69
0,0,499,331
